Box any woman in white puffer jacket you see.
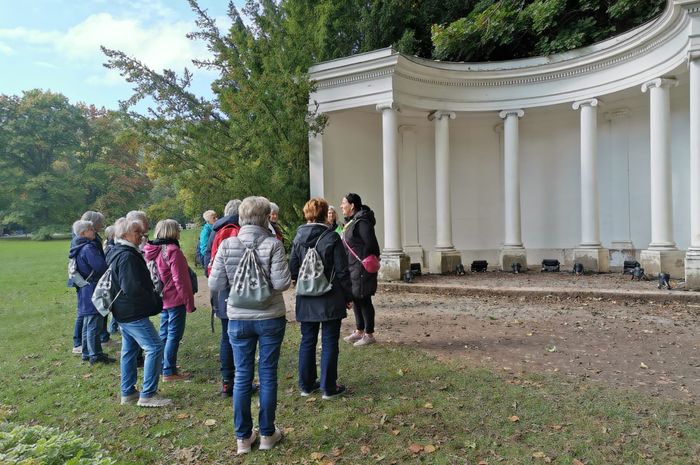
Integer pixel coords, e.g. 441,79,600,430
208,196,291,455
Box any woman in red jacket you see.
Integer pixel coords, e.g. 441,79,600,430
144,219,196,382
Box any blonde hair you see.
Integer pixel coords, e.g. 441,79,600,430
202,210,217,222
154,219,180,240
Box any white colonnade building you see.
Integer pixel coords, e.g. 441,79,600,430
307,0,700,289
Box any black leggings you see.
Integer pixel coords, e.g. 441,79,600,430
352,296,375,334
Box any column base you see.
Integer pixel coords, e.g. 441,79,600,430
608,241,636,272
500,248,528,271
572,247,610,273
403,245,424,269
429,249,462,274
640,249,685,278
378,253,410,282
684,249,700,290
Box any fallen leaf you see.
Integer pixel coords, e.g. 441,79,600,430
306,397,317,403
204,419,216,426
82,373,92,379
573,460,585,465
310,452,324,460
423,402,433,409
640,362,648,369
361,445,371,455
508,415,520,422
408,443,423,454
391,429,400,435
322,460,335,465
546,345,557,353
424,444,436,453
477,460,488,465
397,368,404,376
176,413,190,420
532,451,546,458
331,448,342,457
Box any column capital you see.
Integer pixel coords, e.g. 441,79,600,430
641,77,678,93
428,110,456,121
376,101,400,112
498,109,524,119
572,98,602,110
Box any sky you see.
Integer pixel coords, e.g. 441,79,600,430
0,0,243,110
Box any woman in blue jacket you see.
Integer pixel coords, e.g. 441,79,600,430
69,220,112,365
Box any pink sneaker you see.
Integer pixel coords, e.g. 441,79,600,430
353,333,376,347
343,330,364,343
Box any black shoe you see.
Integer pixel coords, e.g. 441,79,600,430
300,381,320,397
322,384,346,400
221,380,233,398
89,355,116,365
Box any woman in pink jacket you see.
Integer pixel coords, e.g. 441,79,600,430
144,219,196,382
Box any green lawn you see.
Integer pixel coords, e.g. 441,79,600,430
0,233,698,464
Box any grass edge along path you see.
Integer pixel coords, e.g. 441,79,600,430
0,235,697,464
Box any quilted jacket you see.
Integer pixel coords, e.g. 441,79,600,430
208,224,291,320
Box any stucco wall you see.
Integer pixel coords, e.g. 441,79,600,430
319,82,692,265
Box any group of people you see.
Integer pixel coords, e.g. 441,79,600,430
69,210,196,408
68,192,381,454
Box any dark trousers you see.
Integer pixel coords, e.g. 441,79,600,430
298,319,342,394
220,318,234,382
352,296,375,334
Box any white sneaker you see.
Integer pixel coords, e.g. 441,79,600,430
259,427,283,450
120,391,140,405
237,430,258,455
137,395,173,408
343,330,364,343
353,333,376,347
72,346,82,355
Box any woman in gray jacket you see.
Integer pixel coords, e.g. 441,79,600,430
208,196,291,455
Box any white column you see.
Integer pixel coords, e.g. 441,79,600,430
498,109,525,248
686,55,700,288
573,99,602,247
432,111,456,249
308,130,324,198
377,102,402,254
690,57,700,251
641,78,678,250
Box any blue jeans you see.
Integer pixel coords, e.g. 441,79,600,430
159,306,186,376
298,319,342,394
73,314,84,348
119,318,164,399
81,314,104,360
228,317,286,438
220,318,234,382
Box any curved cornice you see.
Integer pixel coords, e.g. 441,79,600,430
309,1,700,113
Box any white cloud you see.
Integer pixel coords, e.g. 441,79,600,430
0,41,14,55
0,10,215,85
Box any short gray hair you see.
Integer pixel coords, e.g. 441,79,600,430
114,217,143,239
126,210,149,230
81,211,104,231
104,225,116,241
72,220,94,236
224,199,242,217
269,202,279,214
238,196,271,227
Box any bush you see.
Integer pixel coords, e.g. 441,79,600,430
31,225,70,241
0,422,115,465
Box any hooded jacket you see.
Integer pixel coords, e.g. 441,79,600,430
208,224,291,320
143,238,195,313
342,205,380,299
289,223,351,322
69,236,107,316
204,214,240,275
106,241,163,323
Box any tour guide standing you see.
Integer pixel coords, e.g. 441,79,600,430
107,217,172,408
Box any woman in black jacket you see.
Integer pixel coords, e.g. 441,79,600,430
290,198,353,399
107,217,171,408
339,193,380,347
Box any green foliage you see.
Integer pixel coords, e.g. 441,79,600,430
0,91,151,233
102,0,326,229
432,0,666,61
0,422,114,465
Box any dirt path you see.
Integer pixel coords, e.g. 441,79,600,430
197,272,700,403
